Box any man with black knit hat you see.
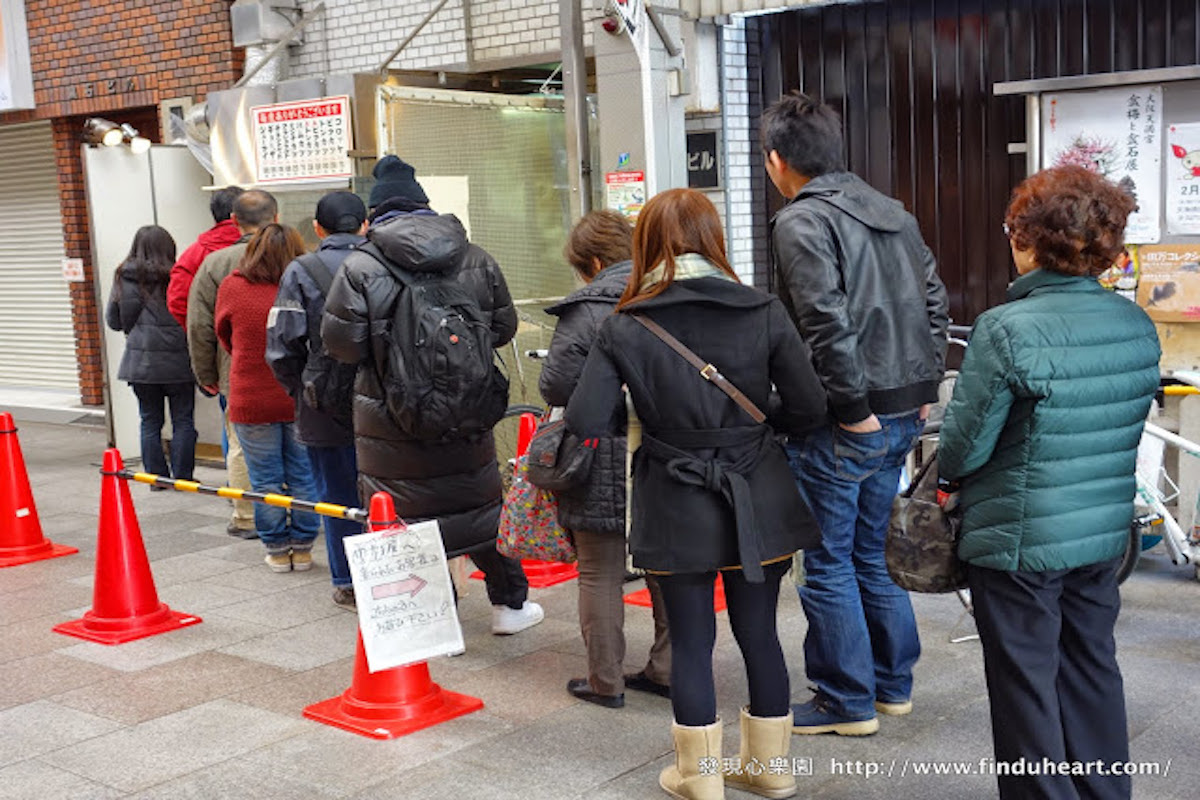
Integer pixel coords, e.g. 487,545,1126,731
323,157,544,636
367,154,429,217
266,191,366,608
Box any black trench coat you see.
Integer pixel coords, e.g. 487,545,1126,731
566,277,826,577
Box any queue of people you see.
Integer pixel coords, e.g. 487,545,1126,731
101,92,1159,800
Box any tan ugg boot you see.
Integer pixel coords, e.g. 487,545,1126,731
723,707,797,798
659,719,724,800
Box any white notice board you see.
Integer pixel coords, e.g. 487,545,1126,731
1042,86,1163,243
251,96,353,185
346,521,464,673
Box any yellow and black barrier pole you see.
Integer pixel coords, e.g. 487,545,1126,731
117,470,369,525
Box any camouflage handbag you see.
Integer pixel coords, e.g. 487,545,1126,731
886,450,966,593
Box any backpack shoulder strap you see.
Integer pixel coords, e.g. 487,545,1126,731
297,252,333,296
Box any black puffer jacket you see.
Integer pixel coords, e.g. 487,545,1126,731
105,267,193,384
540,261,631,534
321,211,517,557
567,277,827,576
771,171,949,423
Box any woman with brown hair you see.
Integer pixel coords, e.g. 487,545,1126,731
541,210,671,709
939,165,1161,800
566,189,826,800
217,224,322,572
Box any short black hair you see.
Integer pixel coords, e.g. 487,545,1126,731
210,186,245,223
760,93,845,178
231,189,278,230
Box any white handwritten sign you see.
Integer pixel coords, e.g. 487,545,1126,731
345,520,464,673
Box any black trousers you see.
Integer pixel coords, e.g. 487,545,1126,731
658,559,791,726
968,557,1130,800
467,545,529,609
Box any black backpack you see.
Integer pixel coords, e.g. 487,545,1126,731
295,252,357,429
360,242,509,441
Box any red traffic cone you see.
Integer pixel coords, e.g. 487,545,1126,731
0,412,77,567
303,492,483,739
625,573,727,612
53,448,201,644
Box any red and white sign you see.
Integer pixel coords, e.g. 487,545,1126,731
250,95,353,185
605,170,646,222
61,258,84,283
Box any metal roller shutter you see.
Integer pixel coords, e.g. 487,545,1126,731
0,121,76,390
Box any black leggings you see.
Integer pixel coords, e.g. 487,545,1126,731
657,559,791,726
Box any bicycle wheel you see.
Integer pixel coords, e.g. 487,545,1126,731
494,404,544,492
1115,522,1144,584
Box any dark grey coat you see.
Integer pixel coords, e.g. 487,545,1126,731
567,278,827,577
321,211,517,558
105,267,193,385
540,261,632,534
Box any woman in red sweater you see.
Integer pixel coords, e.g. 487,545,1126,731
217,224,321,573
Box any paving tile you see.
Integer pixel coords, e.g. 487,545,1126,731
0,757,124,800
0,652,120,710
58,615,274,673
153,579,261,614
0,612,80,664
217,612,361,671
209,580,346,628
0,700,122,768
124,757,341,800
39,699,309,793
51,651,295,725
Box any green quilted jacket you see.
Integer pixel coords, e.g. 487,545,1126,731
938,269,1161,572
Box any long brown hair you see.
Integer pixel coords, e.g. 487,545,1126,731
617,188,738,309
239,223,306,284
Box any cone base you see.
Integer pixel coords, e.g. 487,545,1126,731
53,605,202,645
0,540,78,568
303,686,484,740
469,559,578,588
625,576,726,612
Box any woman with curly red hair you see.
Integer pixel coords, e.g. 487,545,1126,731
938,165,1161,800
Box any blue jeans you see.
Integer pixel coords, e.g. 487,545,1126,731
307,444,361,588
786,411,924,717
233,422,320,551
131,382,197,480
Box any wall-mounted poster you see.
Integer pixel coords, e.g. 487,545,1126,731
1135,244,1200,322
605,171,646,222
1043,86,1163,244
250,96,353,185
1166,123,1200,235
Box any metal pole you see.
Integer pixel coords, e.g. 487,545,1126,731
377,0,453,78
561,0,591,219
119,469,370,524
234,2,326,88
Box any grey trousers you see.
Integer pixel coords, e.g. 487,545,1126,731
574,528,671,697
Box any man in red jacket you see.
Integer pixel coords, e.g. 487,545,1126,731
167,186,245,328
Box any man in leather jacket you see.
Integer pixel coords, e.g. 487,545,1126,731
762,94,949,736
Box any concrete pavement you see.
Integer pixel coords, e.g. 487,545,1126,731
1,416,1198,799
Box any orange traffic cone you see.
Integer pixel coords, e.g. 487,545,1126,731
303,492,484,739
0,412,77,567
625,573,727,612
53,448,201,644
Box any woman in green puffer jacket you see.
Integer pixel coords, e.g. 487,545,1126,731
939,165,1160,800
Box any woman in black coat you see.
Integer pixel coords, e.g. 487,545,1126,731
541,210,671,709
567,189,826,800
105,225,197,484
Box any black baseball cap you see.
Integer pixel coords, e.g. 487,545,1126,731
315,191,367,233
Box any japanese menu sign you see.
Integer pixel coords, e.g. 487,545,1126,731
1043,86,1162,243
1135,244,1200,322
345,520,464,672
1166,122,1200,235
250,96,353,185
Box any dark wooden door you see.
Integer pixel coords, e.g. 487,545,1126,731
757,0,1200,325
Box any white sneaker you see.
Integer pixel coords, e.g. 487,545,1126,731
491,601,545,635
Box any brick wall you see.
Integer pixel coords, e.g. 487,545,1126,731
0,0,241,404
